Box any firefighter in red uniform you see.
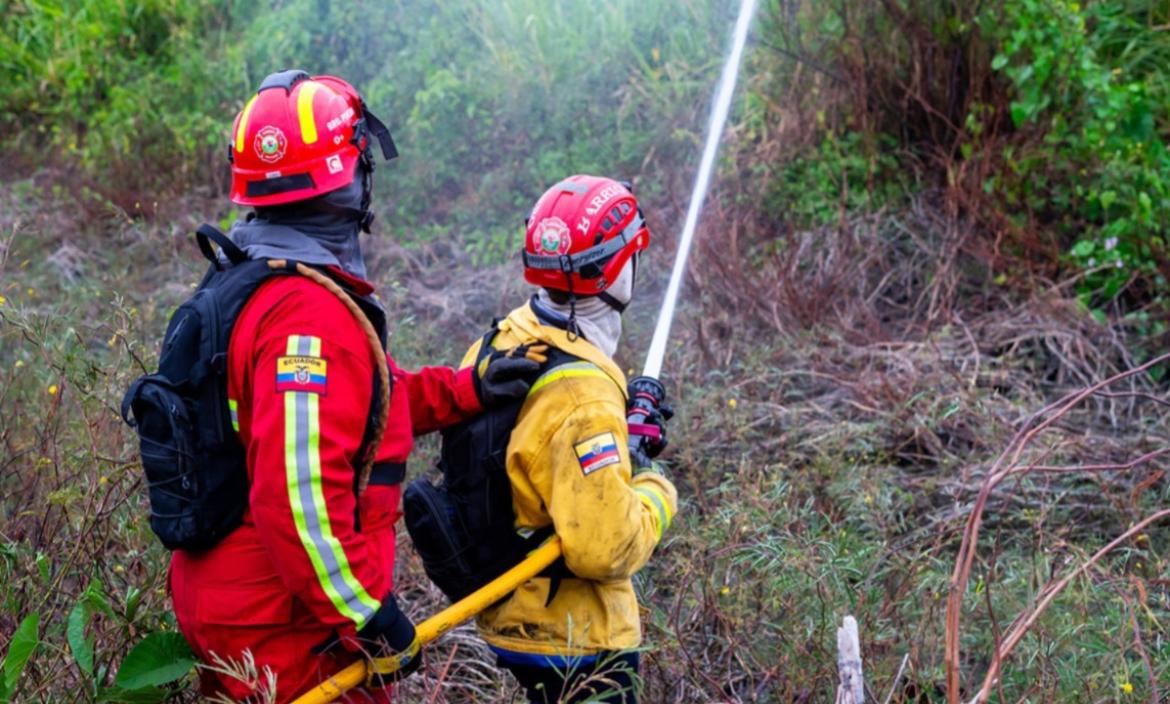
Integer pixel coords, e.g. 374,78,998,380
168,70,540,702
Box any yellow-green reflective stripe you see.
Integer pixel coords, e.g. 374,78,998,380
635,486,671,542
235,94,259,153
528,362,609,397
297,82,322,145
283,334,378,626
228,399,239,432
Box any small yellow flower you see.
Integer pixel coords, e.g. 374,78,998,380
99,476,109,486
14,360,23,368
863,494,874,505
26,288,35,297
719,585,730,596
727,398,738,409
1120,682,1133,694
114,565,125,574
47,384,58,395
0,294,6,305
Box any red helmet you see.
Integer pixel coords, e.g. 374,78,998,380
229,70,396,209
522,175,650,295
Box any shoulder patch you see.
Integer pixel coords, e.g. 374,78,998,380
277,355,327,394
573,431,621,476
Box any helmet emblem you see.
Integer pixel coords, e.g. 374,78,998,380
534,217,571,255
254,126,288,163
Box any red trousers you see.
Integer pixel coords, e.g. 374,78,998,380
171,486,401,703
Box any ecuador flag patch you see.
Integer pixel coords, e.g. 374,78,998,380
276,355,327,394
574,432,621,476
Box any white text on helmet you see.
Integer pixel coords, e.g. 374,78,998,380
585,185,625,216
326,107,355,132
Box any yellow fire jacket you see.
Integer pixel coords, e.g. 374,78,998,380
459,301,678,657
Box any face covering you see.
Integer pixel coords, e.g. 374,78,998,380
534,257,635,359
228,175,369,280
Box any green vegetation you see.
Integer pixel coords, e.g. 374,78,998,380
1,0,722,251
2,1,1168,702
989,0,1170,312
747,0,1169,319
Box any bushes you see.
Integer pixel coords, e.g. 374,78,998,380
0,0,237,192
744,0,1169,325
987,0,1170,311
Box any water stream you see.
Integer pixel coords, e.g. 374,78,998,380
642,0,759,378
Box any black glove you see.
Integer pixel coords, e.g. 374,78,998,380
627,376,674,471
358,594,422,686
472,343,549,407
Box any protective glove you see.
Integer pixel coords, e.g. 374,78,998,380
626,376,674,471
358,593,422,686
473,343,549,407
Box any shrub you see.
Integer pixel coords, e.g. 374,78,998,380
985,0,1170,312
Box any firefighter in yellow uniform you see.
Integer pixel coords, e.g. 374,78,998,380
463,176,678,703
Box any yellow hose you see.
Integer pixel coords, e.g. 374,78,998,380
291,537,564,704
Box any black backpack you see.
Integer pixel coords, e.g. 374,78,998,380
403,324,575,603
121,225,388,552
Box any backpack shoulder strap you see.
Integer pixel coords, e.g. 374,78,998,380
526,351,611,398
472,320,503,367
195,224,247,269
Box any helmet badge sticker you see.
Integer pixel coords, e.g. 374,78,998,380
326,155,343,174
254,125,287,163
534,217,571,255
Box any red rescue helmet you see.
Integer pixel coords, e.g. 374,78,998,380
229,69,396,215
522,175,650,296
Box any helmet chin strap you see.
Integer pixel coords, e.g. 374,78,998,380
597,252,638,314
325,103,394,234
554,251,637,335
597,291,628,314
563,272,581,341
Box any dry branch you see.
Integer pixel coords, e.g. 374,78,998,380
969,509,1170,704
944,352,1170,703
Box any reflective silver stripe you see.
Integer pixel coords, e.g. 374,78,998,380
286,334,378,625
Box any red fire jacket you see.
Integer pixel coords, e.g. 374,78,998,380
170,271,480,702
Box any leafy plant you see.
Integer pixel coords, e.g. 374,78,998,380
985,0,1170,308
0,613,39,703
113,632,196,692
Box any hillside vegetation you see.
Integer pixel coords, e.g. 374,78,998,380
1,1,1167,702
